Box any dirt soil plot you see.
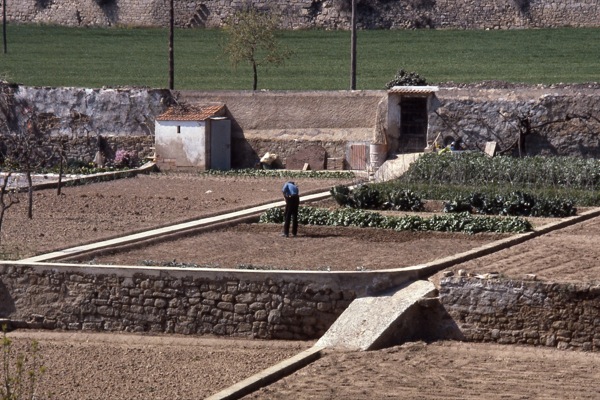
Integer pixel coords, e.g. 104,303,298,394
0,173,356,259
7,331,312,400
3,173,600,399
245,341,600,400
83,224,510,271
433,214,600,284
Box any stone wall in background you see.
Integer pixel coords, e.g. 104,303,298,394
0,84,170,164
3,0,600,29
439,277,600,351
2,84,600,169
428,85,600,157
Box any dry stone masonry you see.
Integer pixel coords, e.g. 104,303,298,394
0,264,355,339
3,0,599,29
440,277,600,351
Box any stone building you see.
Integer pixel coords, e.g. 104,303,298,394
154,104,231,170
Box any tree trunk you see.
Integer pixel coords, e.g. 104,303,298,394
252,62,258,91
57,151,64,196
27,171,33,219
350,0,357,89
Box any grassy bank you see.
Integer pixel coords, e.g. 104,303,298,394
0,25,598,89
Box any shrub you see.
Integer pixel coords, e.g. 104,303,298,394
330,185,353,206
385,69,428,89
330,185,424,212
351,184,384,210
383,189,424,211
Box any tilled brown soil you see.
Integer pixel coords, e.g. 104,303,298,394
0,173,357,259
3,173,600,399
83,223,509,271
246,341,600,400
433,214,600,284
7,331,312,400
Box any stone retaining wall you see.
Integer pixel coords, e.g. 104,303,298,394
0,264,351,339
439,277,600,351
0,263,418,339
3,0,600,29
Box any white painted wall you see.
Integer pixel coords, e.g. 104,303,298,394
155,120,207,169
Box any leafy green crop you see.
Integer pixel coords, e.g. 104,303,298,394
260,206,532,234
330,184,423,211
202,169,355,180
400,153,600,190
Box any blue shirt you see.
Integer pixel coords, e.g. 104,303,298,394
282,181,299,197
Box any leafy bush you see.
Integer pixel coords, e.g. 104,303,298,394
383,189,424,211
385,69,428,88
330,185,353,206
531,198,577,217
443,191,576,218
330,184,423,211
352,185,384,209
259,206,532,234
443,197,472,213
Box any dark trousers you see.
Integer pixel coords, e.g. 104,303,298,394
283,194,300,236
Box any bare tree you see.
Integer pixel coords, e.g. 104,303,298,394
222,7,292,90
1,84,55,219
0,171,19,244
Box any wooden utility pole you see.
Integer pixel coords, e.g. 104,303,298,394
2,0,7,54
350,0,356,90
168,0,174,89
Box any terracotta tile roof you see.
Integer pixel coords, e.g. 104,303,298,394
388,86,439,94
156,104,225,121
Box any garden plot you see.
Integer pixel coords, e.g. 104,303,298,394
3,172,600,400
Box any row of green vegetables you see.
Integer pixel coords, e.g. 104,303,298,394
390,153,600,207
331,185,576,218
201,168,355,180
258,154,600,234
401,152,600,190
259,206,532,234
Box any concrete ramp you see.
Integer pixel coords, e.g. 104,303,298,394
316,280,436,351
373,152,423,182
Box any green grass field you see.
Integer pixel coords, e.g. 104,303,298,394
0,25,598,90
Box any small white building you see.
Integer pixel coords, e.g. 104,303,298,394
154,104,231,170
387,86,440,153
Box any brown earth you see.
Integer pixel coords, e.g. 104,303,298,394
0,172,358,260
82,224,509,271
3,172,600,399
